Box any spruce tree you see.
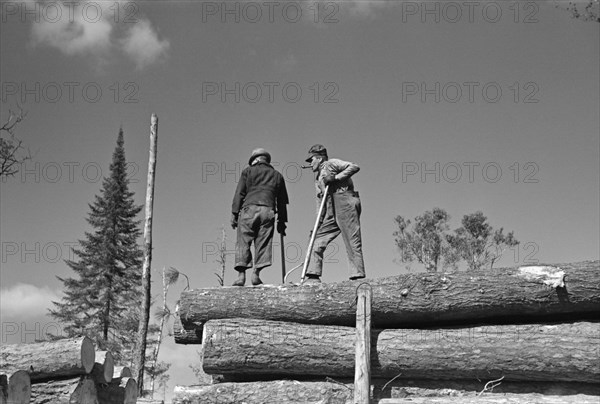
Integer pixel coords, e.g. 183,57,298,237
51,129,143,361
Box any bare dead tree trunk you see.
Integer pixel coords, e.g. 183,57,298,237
134,113,158,396
148,267,168,398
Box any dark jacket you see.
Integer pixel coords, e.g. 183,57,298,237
232,162,288,222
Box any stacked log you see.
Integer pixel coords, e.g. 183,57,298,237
29,378,97,404
96,377,137,404
91,351,115,385
201,319,599,382
172,381,354,404
178,261,600,336
172,381,600,404
0,337,138,404
175,261,600,403
0,337,95,382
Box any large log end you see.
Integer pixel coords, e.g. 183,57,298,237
0,374,7,404
81,336,96,374
123,377,138,404
72,378,98,404
8,370,31,404
93,351,114,384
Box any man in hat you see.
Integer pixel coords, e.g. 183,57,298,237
303,144,365,284
231,148,289,286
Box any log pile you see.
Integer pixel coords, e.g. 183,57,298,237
0,337,138,404
174,261,600,403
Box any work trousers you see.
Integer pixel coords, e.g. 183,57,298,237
235,205,275,271
307,191,365,279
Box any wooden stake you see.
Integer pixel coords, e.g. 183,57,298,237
354,283,372,404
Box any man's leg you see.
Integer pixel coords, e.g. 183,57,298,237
334,192,365,279
252,206,275,285
306,200,340,280
233,206,257,286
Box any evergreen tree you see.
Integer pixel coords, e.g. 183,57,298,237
50,129,143,361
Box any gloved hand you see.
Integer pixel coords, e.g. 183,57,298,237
277,221,287,236
231,213,238,229
323,173,336,185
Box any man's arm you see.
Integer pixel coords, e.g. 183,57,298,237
231,168,248,216
328,158,359,181
276,174,289,223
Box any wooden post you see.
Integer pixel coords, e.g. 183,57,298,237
354,283,372,404
134,113,158,395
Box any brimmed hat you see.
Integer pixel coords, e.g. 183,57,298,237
249,148,271,165
305,144,327,162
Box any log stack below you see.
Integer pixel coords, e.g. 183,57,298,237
201,318,599,383
176,261,600,403
0,337,138,404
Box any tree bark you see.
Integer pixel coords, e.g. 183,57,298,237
0,337,95,382
134,112,158,395
172,381,353,404
97,377,137,404
30,377,98,404
202,319,600,383
178,261,600,342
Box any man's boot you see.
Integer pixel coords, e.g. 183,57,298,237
232,269,246,286
302,274,321,286
251,268,263,286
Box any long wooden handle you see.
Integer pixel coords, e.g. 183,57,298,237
280,233,286,284
300,185,329,282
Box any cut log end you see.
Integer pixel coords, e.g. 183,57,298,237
96,376,137,404
72,378,98,404
94,351,115,384
123,377,138,404
8,370,31,404
81,336,96,374
113,366,132,379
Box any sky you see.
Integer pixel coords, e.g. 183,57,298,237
1,0,599,401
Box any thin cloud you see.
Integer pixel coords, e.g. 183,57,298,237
347,0,392,18
30,2,113,56
121,19,170,70
0,283,61,320
29,1,169,70
274,51,298,72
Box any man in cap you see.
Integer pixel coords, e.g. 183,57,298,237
231,148,289,286
303,144,365,284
